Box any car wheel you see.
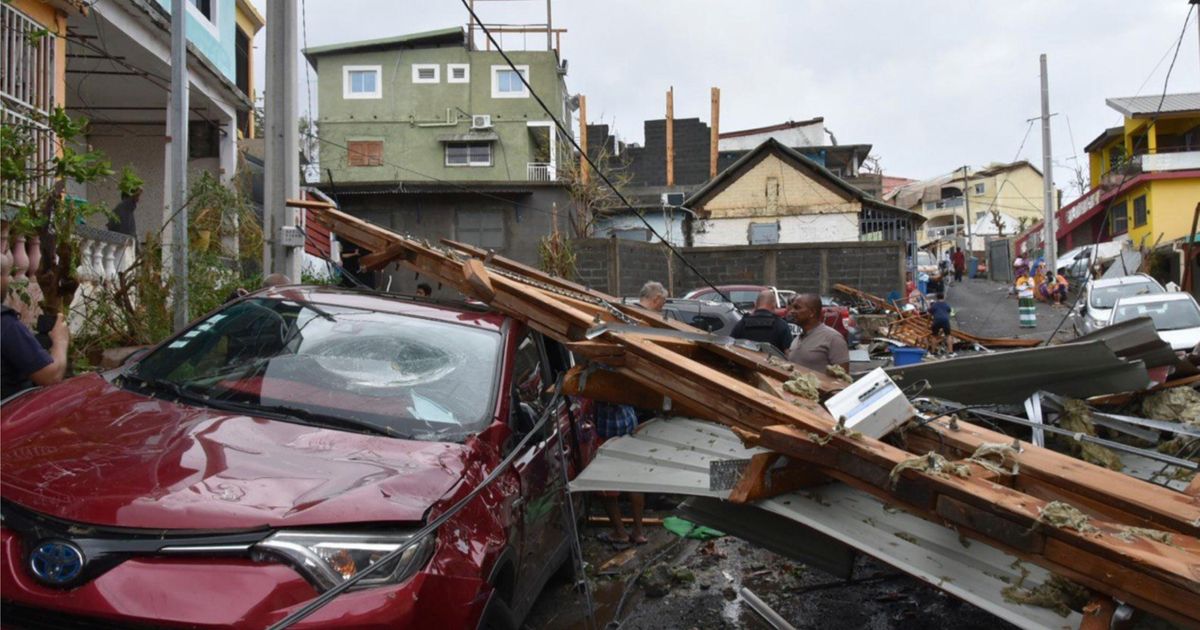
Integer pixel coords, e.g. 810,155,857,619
481,595,517,630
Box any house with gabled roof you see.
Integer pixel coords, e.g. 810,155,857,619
682,138,922,248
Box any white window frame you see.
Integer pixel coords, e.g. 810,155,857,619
445,142,494,167
973,182,986,195
491,65,530,99
447,63,470,84
412,63,440,84
185,0,219,36
343,65,382,99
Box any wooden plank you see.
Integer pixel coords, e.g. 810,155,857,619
462,258,496,302
563,365,712,421
914,419,1200,537
729,453,827,504
285,197,336,210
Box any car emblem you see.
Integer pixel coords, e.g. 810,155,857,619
29,540,85,586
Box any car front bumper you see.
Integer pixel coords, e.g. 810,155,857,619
0,528,488,629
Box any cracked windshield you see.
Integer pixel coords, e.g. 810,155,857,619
132,298,500,440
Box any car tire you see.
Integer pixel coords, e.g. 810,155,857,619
480,595,517,630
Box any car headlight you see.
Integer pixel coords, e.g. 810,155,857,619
256,530,435,591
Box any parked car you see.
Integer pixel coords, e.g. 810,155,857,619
914,250,939,277
1077,274,1165,334
1108,292,1200,351
1056,242,1123,282
682,285,857,343
625,297,743,336
0,287,596,629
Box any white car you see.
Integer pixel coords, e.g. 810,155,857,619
1108,292,1200,351
1056,242,1123,281
1078,274,1164,334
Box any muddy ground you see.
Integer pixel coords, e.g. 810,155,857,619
525,502,1022,630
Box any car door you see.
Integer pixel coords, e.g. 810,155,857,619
508,330,572,612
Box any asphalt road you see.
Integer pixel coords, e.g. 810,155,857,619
944,275,1078,344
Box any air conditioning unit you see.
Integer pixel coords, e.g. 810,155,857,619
471,114,492,130
661,192,685,206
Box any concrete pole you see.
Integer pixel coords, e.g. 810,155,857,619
961,165,972,254
1039,53,1057,273
578,95,588,186
264,0,302,281
169,0,189,332
666,86,674,187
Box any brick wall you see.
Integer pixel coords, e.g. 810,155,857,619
573,238,905,298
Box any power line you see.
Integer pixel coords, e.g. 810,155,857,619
1042,2,1196,345
460,0,731,303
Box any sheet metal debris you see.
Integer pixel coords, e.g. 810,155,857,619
887,340,1151,405
572,417,1082,630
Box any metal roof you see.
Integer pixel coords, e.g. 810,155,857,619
303,27,464,67
571,417,1082,629
1106,92,1200,118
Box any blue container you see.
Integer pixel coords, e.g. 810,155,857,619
890,347,927,366
917,279,928,294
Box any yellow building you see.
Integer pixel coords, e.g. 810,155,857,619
1064,93,1200,250
890,161,1051,253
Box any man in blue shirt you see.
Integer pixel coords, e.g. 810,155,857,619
928,292,953,354
1,262,70,398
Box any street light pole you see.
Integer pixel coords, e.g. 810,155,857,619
961,164,972,254
168,0,189,332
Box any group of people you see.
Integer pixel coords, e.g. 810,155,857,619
593,282,853,546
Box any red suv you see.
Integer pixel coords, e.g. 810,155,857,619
1,287,595,628
683,285,858,343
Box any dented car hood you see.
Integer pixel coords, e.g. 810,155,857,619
1,374,472,530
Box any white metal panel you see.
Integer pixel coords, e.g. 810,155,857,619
573,417,1083,630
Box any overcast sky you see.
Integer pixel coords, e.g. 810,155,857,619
252,1,1199,200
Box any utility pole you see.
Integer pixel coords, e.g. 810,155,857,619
168,0,189,332
578,94,588,186
666,86,674,187
960,165,972,255
1039,53,1057,273
264,0,302,281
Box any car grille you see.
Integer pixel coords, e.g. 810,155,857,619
0,603,168,630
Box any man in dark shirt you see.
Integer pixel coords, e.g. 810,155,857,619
951,248,966,282
1,262,70,398
928,292,954,354
730,289,793,353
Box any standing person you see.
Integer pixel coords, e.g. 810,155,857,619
928,292,954,354
1016,273,1037,328
951,247,966,283
594,279,667,547
786,293,850,373
730,289,793,353
1,258,71,398
637,280,668,312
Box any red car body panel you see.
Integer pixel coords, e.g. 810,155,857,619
0,289,594,628
1,373,468,529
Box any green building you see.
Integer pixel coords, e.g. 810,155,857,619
304,27,574,279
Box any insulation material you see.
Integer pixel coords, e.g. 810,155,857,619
1055,399,1123,471
1142,387,1200,426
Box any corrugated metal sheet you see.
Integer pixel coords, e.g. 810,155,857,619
572,417,1083,630
1106,92,1200,117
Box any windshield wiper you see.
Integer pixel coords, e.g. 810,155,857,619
233,401,396,437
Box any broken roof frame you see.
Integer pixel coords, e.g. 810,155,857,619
307,201,1200,627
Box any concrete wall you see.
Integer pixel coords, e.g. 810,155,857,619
336,185,571,293
573,239,905,299
154,0,237,81
691,214,859,247
316,47,567,184
84,126,221,240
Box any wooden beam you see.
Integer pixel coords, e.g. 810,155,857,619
666,86,674,187
285,198,336,210
462,258,496,302
710,87,720,179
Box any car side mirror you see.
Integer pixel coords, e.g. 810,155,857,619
123,347,151,366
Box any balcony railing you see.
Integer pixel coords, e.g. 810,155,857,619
527,162,557,181
2,3,57,210
926,225,960,239
922,197,964,212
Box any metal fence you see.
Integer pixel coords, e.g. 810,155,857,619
2,3,57,210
